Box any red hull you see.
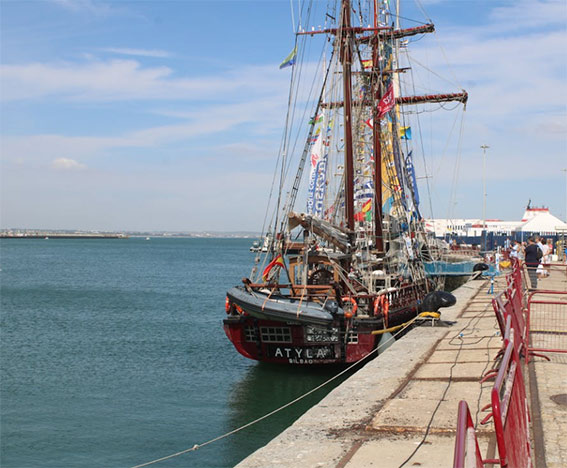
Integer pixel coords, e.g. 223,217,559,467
223,315,393,365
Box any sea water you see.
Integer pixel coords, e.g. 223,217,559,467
0,238,352,468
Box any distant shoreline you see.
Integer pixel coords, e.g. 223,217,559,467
0,232,260,239
0,233,128,239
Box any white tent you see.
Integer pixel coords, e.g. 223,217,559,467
518,209,567,234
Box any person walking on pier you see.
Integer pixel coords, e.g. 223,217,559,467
544,239,553,263
510,240,520,259
525,236,543,289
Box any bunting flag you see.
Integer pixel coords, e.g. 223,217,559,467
354,199,372,222
279,46,297,69
364,117,374,129
354,210,372,222
355,180,374,199
361,59,373,69
377,82,395,119
262,254,285,281
399,126,412,140
309,114,324,125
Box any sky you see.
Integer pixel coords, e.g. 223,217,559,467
1,0,566,232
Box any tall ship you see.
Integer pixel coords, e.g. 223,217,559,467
223,0,467,365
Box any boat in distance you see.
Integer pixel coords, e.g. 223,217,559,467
223,0,465,365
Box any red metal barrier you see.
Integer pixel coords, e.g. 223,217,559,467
509,257,525,296
492,292,508,337
526,290,567,364
456,258,536,467
482,279,526,382
481,342,531,468
506,287,527,357
505,286,523,317
453,401,485,468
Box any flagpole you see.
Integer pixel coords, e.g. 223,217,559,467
562,168,567,223
480,144,489,252
339,0,355,231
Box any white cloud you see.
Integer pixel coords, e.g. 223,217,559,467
99,48,172,58
489,0,567,31
0,59,290,102
1,96,287,166
50,0,121,16
1,162,272,231
51,158,87,170
403,2,567,151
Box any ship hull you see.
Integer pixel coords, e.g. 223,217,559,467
223,302,419,365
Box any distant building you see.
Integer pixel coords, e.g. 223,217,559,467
425,206,567,237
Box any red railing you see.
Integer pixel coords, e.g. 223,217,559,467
508,257,525,296
521,261,567,292
480,294,512,382
455,257,537,467
454,258,565,466
526,289,567,364
480,342,531,468
453,401,485,468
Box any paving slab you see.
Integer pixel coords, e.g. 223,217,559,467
427,347,499,363
369,401,493,435
369,398,459,432
344,435,455,468
234,438,349,468
435,335,502,351
533,352,567,468
343,434,492,468
412,361,492,380
459,314,493,321
396,380,492,404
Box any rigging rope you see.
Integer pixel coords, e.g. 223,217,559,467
289,0,296,33
413,0,462,90
403,53,461,89
404,47,433,220
447,109,467,222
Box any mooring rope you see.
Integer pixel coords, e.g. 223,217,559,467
130,311,437,468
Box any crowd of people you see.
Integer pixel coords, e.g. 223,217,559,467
508,235,558,289
449,234,563,289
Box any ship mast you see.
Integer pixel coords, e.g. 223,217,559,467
372,0,384,252
339,0,355,231
298,4,467,243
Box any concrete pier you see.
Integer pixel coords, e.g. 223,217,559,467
236,268,567,468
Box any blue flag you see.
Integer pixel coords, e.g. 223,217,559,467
405,151,420,206
279,47,297,69
400,126,412,140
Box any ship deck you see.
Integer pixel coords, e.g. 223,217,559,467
236,263,567,468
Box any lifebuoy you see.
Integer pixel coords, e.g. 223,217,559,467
233,304,247,316
373,296,382,316
225,296,231,314
373,295,390,327
342,296,358,319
